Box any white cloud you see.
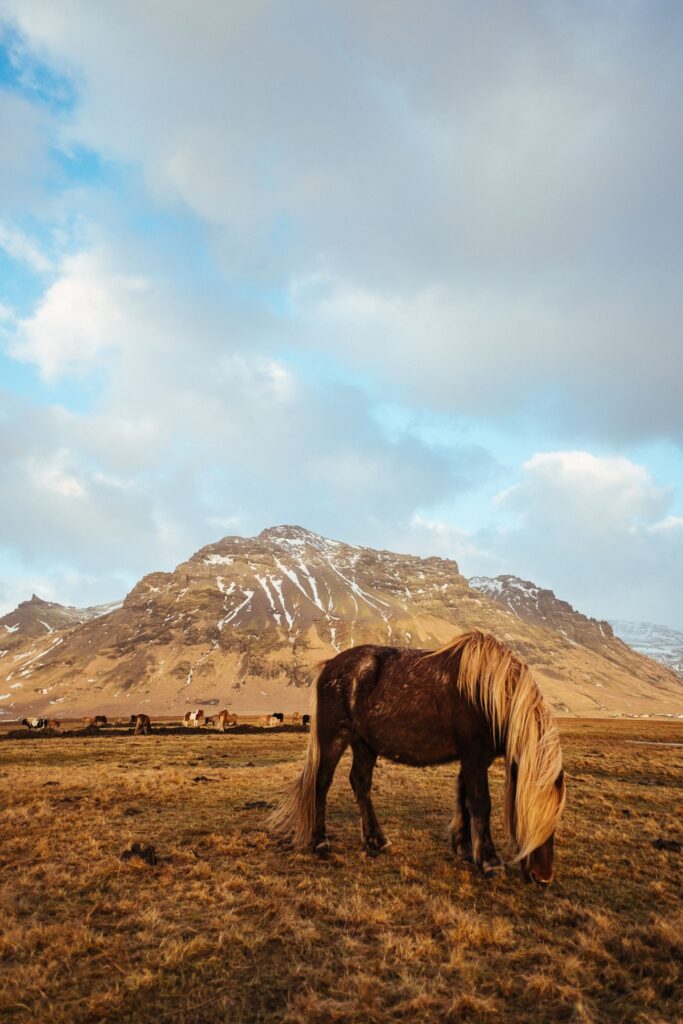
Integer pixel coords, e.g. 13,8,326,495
479,451,683,628
3,1,683,441
0,222,53,272
9,250,144,378
26,449,87,499
497,452,670,528
649,516,683,534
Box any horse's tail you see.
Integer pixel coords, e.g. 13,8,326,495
266,664,324,848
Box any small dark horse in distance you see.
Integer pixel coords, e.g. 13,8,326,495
268,629,566,884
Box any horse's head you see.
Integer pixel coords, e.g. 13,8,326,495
519,769,565,885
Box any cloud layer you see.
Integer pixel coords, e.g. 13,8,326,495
0,2,681,628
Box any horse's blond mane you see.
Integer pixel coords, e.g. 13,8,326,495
431,629,565,861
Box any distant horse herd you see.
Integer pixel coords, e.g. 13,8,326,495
16,629,567,884
19,710,309,734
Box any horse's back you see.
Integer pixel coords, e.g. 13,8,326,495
317,644,482,765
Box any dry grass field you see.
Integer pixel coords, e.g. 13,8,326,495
0,719,681,1024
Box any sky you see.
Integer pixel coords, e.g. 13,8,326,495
0,1,682,629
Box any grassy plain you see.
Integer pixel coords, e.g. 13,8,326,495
0,719,681,1024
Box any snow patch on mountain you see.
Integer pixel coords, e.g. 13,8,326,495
610,620,683,678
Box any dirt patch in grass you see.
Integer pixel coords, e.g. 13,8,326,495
0,721,681,1023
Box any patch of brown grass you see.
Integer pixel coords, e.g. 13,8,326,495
0,721,681,1023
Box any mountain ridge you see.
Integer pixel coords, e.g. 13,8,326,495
1,526,682,720
609,619,683,679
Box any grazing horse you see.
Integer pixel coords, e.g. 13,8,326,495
183,709,204,728
82,717,94,728
46,719,60,729
133,713,151,735
93,715,108,727
20,718,48,730
217,709,238,731
291,712,301,724
268,630,566,885
271,712,284,723
302,714,311,729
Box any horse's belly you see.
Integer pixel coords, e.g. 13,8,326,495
358,706,460,766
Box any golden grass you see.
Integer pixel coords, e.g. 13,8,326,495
0,720,681,1023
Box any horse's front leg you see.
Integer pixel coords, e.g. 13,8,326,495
460,757,504,878
449,767,473,862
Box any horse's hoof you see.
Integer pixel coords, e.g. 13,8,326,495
365,837,391,857
313,839,331,856
452,843,473,863
482,861,505,879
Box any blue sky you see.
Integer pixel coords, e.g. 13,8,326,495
0,2,682,628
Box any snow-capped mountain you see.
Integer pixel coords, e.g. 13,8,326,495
609,620,683,678
1,526,682,719
468,575,614,651
0,594,122,651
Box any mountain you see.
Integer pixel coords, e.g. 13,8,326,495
1,526,682,720
0,594,122,652
468,575,614,652
609,620,683,679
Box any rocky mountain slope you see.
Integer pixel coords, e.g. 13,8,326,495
0,594,121,652
469,575,615,652
1,526,682,720
609,620,683,679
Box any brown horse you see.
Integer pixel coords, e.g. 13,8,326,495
268,630,566,884
217,710,238,731
133,713,151,735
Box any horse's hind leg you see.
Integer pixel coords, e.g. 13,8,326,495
449,767,473,862
349,736,390,856
460,757,504,878
312,734,348,854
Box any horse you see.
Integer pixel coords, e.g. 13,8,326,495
46,719,60,729
217,710,238,731
133,713,151,735
183,710,204,728
20,718,48,730
271,713,284,723
205,716,216,727
82,717,94,728
93,715,108,727
259,715,279,727
291,712,301,724
302,714,311,729
268,629,566,885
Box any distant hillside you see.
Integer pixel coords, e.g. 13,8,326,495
609,620,683,679
468,574,614,651
1,527,682,720
0,594,121,653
